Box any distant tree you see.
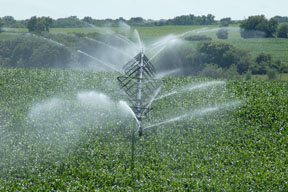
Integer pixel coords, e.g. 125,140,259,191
251,53,281,74
118,17,126,22
216,27,228,39
27,16,53,33
277,23,288,38
198,41,252,74
129,17,144,23
268,18,279,36
160,14,215,25
42,17,52,32
0,18,4,33
273,60,287,80
240,15,278,38
52,16,87,28
27,16,38,32
2,16,16,27
173,15,191,25
245,69,252,80
206,14,215,25
220,17,231,27
255,52,272,64
0,37,71,68
273,16,288,22
267,69,277,80
82,16,93,24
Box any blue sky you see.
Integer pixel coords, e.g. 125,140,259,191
0,0,286,20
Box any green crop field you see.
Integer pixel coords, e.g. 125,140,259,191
0,66,287,191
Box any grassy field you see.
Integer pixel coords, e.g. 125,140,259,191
228,37,288,66
0,66,287,191
252,73,288,81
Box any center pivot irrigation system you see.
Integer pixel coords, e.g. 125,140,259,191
117,49,164,171
117,50,164,136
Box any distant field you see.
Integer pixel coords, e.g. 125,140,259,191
132,25,217,40
0,32,23,40
229,38,288,65
252,73,288,81
134,26,288,66
1,25,288,65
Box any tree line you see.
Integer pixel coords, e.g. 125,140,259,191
156,40,288,79
0,14,217,28
240,15,288,38
0,36,72,68
1,14,287,38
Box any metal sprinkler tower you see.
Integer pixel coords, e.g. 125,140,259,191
117,49,163,136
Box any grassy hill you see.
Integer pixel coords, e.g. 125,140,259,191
0,66,287,191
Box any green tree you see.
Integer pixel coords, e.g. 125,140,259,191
268,18,279,36
160,14,215,25
206,14,215,25
220,17,231,27
251,53,282,75
198,41,252,74
27,16,38,32
43,17,52,32
129,17,144,23
27,16,52,33
53,16,87,28
2,16,16,27
240,15,278,38
0,18,4,33
277,23,288,38
274,16,288,22
245,69,252,80
273,60,287,80
0,37,71,68
267,69,277,80
82,16,93,24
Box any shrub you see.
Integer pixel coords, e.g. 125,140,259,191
198,64,223,78
198,41,252,74
267,69,277,80
251,53,283,75
216,27,228,39
245,70,252,80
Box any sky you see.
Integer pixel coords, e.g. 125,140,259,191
0,0,287,20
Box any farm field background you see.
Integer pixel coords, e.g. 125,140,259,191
0,66,287,191
1,25,288,67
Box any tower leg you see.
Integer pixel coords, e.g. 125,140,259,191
131,121,136,171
